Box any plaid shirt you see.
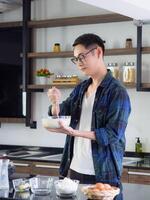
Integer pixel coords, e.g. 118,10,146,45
48,71,131,185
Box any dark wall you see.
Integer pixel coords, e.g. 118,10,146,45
0,28,22,66
0,28,23,117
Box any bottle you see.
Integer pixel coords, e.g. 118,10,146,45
0,158,9,190
135,137,142,153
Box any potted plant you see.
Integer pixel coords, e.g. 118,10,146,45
36,68,54,84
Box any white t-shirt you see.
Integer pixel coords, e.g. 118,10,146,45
70,92,96,175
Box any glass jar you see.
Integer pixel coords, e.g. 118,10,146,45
107,63,119,79
123,62,136,83
53,43,61,52
125,38,132,48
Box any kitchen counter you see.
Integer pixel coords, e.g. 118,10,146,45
1,145,150,169
0,181,150,200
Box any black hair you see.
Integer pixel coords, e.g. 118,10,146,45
72,33,105,55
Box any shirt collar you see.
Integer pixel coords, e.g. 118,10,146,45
81,70,113,90
100,70,113,88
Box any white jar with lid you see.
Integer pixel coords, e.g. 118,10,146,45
107,63,119,79
123,62,136,83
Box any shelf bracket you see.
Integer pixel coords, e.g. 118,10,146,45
134,19,150,91
22,0,32,126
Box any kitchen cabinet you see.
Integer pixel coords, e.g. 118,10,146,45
12,160,32,174
31,161,60,176
11,159,60,177
11,158,150,185
128,168,150,185
121,168,129,183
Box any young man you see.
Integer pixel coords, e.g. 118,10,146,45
47,33,131,191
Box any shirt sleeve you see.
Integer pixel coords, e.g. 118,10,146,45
94,88,131,146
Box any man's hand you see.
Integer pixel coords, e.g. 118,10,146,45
46,120,79,136
47,87,61,105
47,87,61,116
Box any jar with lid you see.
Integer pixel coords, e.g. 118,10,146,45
125,38,132,48
123,62,136,83
107,63,119,79
53,43,61,52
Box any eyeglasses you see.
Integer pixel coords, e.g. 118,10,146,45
71,47,97,64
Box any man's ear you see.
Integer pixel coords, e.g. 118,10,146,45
97,47,103,58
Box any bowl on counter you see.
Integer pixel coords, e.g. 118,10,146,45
12,178,30,192
54,177,79,197
29,176,53,196
42,116,71,128
81,183,120,200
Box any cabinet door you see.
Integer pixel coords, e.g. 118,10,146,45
32,162,60,176
121,168,128,183
128,169,150,185
12,160,32,174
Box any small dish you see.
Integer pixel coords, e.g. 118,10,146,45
29,176,53,196
42,116,71,128
54,178,79,197
12,178,30,192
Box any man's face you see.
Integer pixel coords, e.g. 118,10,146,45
72,44,100,76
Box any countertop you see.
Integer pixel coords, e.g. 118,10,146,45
1,145,150,169
0,181,150,200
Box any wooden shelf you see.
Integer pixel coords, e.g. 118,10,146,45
27,83,78,90
0,118,25,123
0,14,131,30
28,51,73,58
124,83,136,88
26,82,137,91
28,14,132,28
27,47,150,59
0,21,22,29
141,83,150,88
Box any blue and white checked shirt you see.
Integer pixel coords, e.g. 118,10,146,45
48,71,131,185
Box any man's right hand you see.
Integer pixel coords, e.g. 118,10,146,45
47,87,61,116
47,87,61,104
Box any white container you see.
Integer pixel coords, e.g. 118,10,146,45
37,77,50,85
54,178,79,197
42,116,71,128
0,159,9,190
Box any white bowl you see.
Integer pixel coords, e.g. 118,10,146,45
29,176,53,195
42,116,71,128
54,178,79,197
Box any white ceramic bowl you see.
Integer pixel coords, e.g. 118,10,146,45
54,178,79,197
29,176,53,195
42,116,71,128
